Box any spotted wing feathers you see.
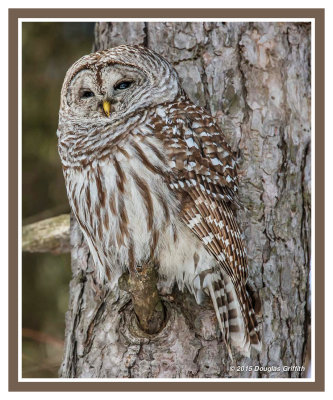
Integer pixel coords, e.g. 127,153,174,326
160,98,261,354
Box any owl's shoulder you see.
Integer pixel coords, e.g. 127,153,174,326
142,97,239,200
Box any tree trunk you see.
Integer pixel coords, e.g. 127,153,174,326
60,22,311,378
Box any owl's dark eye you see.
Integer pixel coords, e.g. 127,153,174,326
114,81,133,90
81,90,95,99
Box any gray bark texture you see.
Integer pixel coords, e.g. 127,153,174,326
60,22,311,378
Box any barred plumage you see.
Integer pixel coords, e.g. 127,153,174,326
57,45,261,357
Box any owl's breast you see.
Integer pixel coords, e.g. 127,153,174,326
65,138,179,283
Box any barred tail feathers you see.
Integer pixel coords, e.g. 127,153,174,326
206,276,233,359
205,270,261,357
240,283,262,353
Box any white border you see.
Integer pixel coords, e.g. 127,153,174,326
18,17,315,383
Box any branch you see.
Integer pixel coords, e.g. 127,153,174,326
23,213,166,334
22,214,70,254
22,328,64,348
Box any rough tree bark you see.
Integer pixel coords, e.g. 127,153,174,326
60,22,311,378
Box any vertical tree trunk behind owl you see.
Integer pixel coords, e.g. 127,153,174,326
59,22,311,378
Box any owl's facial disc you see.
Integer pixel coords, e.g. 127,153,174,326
67,64,149,122
102,77,136,117
99,64,147,119
66,69,101,117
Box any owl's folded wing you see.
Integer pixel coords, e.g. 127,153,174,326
158,101,247,283
161,106,260,350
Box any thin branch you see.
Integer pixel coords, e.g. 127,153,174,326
22,214,70,254
22,328,64,349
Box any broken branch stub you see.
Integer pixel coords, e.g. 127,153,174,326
125,263,166,335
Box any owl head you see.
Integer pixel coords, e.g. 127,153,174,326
59,45,181,125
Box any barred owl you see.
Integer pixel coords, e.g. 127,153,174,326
57,45,261,357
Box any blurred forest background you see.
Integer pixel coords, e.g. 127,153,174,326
22,22,94,378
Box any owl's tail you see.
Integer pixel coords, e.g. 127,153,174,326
206,270,261,358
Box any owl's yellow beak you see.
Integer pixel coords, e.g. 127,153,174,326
103,100,111,117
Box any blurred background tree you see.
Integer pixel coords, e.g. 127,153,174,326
22,22,94,378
